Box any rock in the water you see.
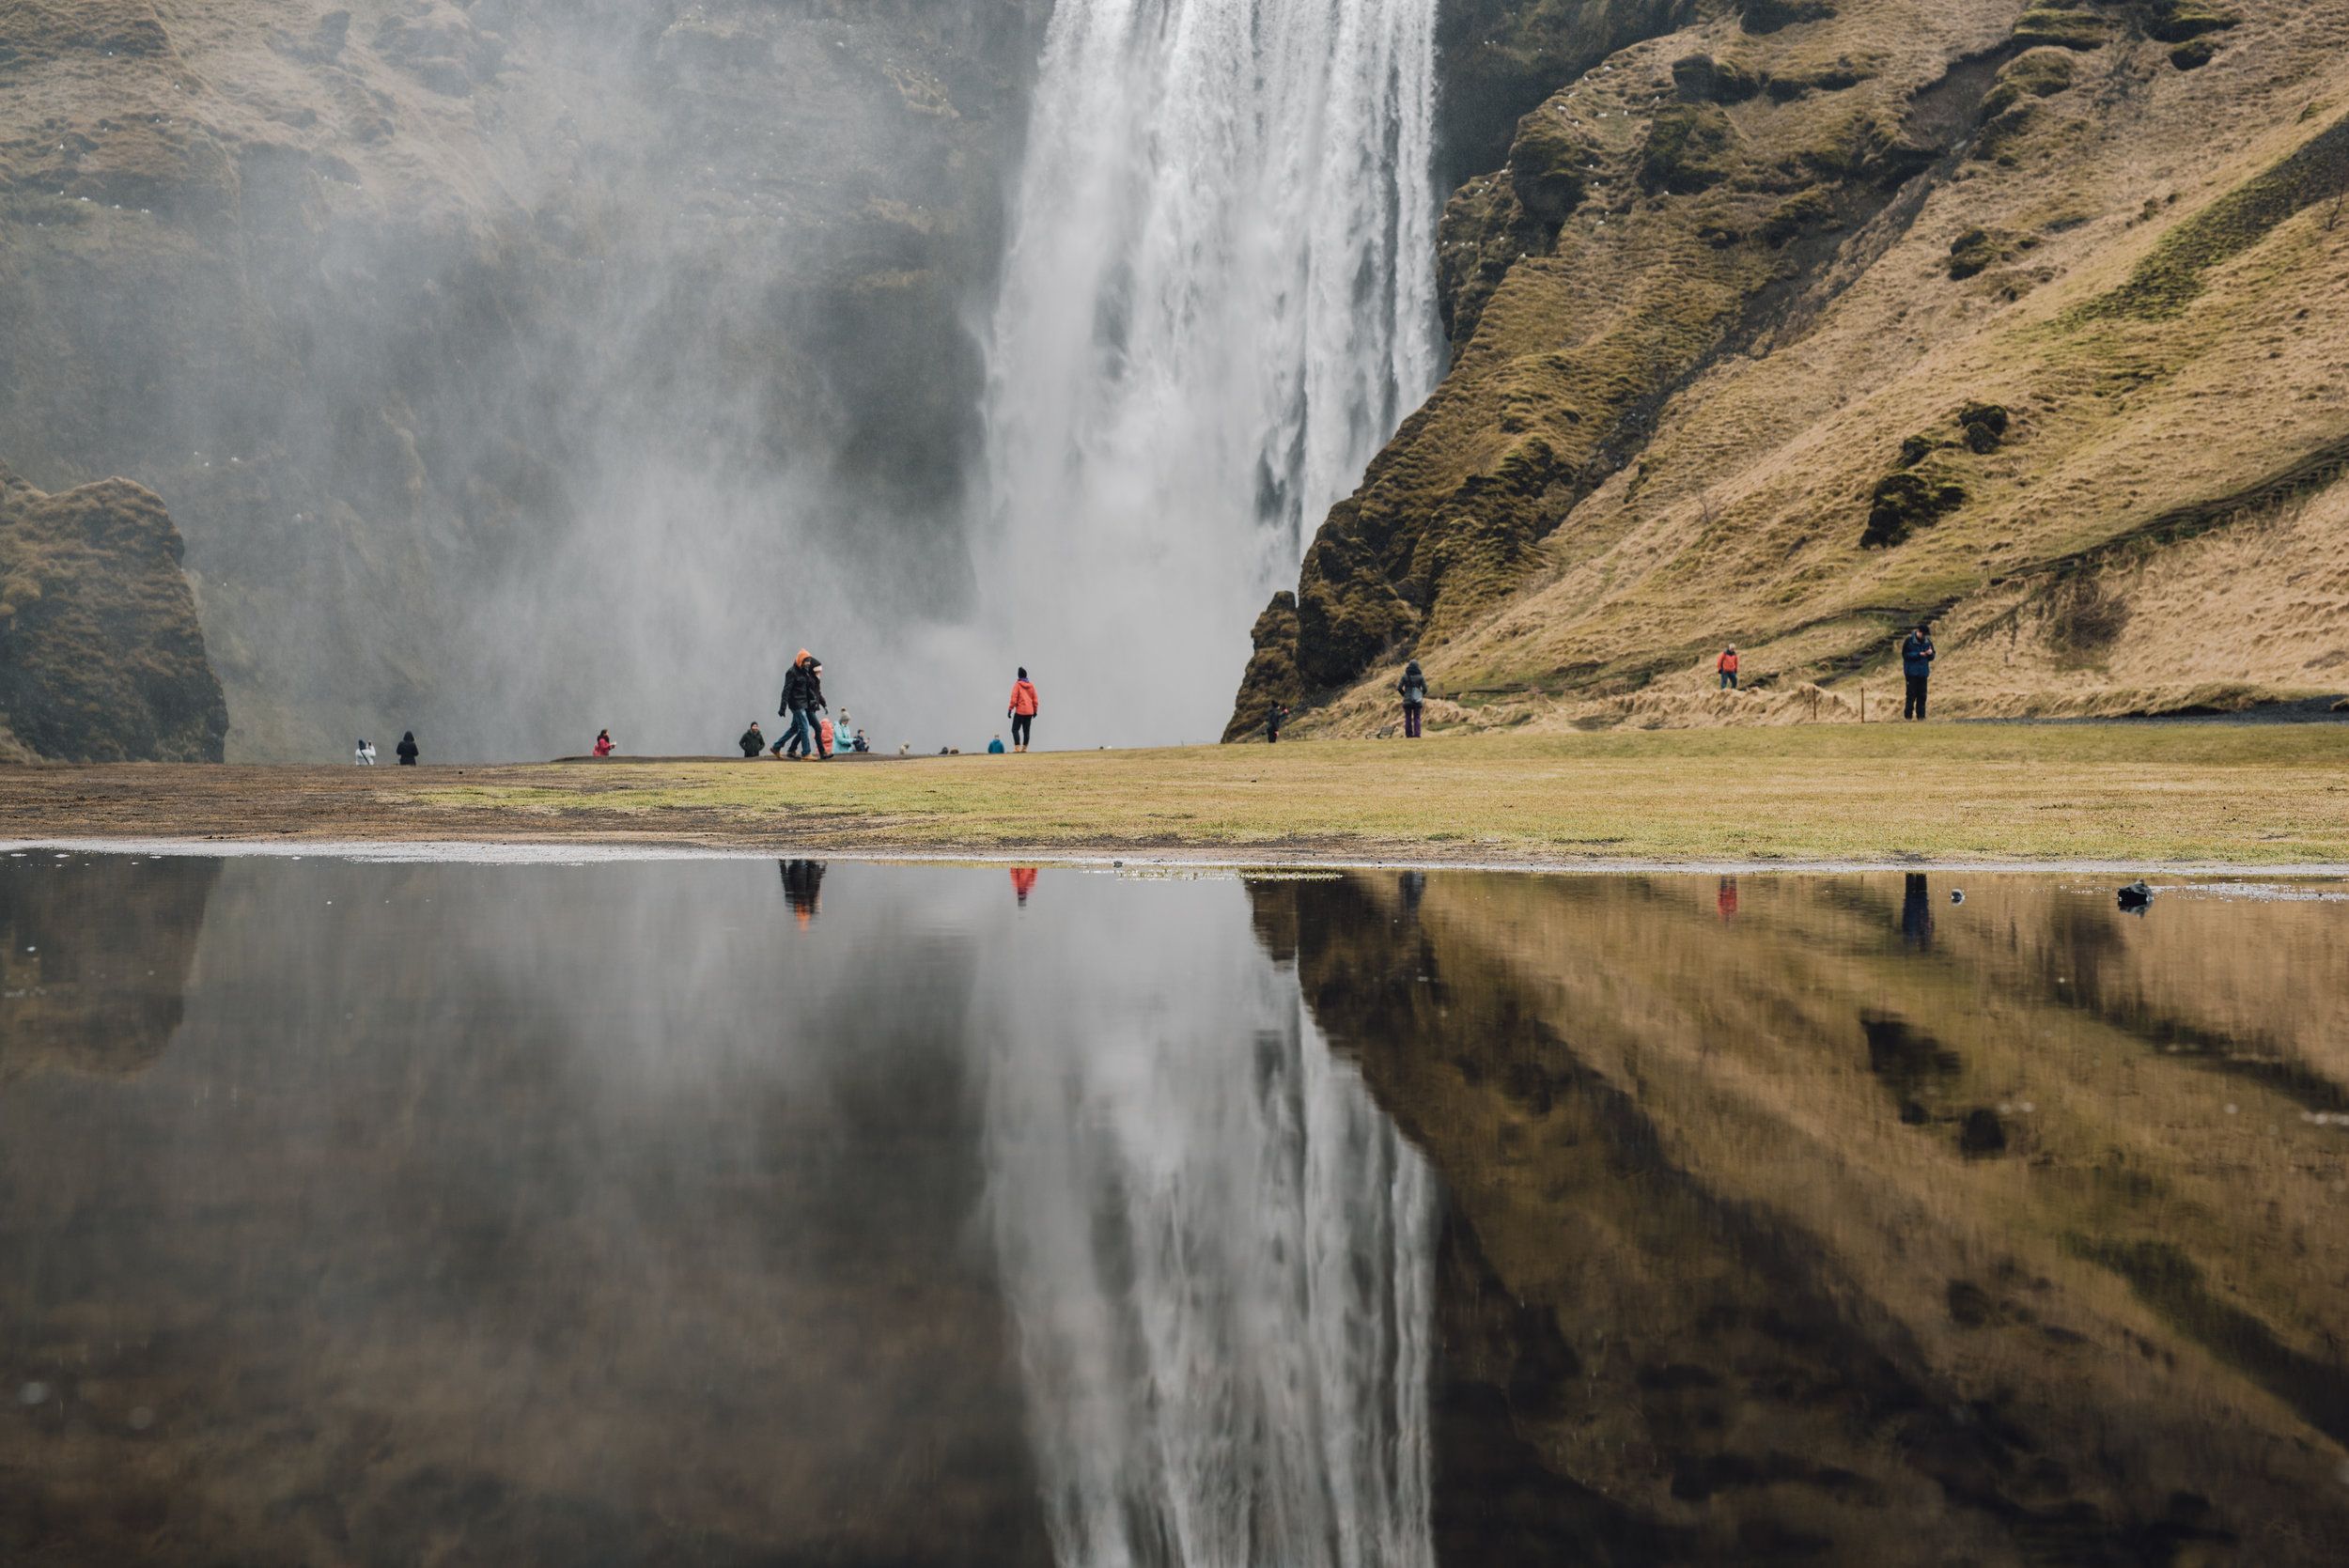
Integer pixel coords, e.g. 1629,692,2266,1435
0,463,227,762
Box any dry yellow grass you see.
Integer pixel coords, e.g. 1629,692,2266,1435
1281,0,2349,741
317,722,2349,863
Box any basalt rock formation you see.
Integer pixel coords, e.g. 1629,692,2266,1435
0,462,226,762
1231,0,2349,738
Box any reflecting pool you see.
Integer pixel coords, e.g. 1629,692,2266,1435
3,852,2346,1566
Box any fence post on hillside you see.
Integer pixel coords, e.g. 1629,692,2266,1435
1860,686,1866,722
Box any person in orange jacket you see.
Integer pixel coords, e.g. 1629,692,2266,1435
1006,667,1039,753
1717,645,1739,691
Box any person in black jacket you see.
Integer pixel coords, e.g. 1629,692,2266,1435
1398,660,1428,738
396,732,419,765
1901,626,1936,721
739,722,765,758
770,650,828,759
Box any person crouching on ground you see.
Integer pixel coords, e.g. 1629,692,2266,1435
1901,624,1936,720
1007,668,1039,752
739,722,764,758
593,729,615,757
1718,645,1739,691
1398,660,1427,737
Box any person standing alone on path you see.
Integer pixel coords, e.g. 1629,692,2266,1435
1901,625,1936,720
1398,660,1428,738
1266,703,1289,743
1718,645,1739,691
1007,668,1039,753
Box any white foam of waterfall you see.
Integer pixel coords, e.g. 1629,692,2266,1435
969,0,1439,745
980,883,1438,1568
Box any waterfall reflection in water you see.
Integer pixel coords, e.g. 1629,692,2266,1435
979,877,1437,1568
8,855,2349,1566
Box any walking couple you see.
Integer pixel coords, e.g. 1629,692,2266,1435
771,650,830,760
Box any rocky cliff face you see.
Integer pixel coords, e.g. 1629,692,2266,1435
1232,0,2349,738
0,462,227,762
0,0,1040,759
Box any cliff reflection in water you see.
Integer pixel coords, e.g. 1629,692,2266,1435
1253,870,2349,1567
3,856,2346,1567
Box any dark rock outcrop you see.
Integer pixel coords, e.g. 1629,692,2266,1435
0,461,227,761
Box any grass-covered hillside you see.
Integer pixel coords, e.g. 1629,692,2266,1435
1231,0,2349,738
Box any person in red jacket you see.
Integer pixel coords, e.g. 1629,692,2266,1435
1717,645,1739,691
1006,667,1039,752
592,729,615,757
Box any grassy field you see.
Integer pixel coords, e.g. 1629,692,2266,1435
369,723,2349,864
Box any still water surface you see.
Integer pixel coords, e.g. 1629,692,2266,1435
3,853,2346,1566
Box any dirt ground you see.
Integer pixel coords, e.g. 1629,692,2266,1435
6,723,2348,867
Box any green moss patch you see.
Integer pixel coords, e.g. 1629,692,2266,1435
1861,470,1968,548
2012,8,2112,51
1672,53,1760,104
1759,186,1839,245
1980,48,2076,119
1947,225,2025,279
1508,116,1593,226
1641,104,1745,194
1740,0,1837,35
2139,1,2243,43
2071,112,2349,321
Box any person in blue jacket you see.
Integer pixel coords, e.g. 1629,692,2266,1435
1901,625,1936,720
988,735,1006,753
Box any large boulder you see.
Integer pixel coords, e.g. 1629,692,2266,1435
0,462,227,761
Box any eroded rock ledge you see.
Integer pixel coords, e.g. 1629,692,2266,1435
0,461,227,762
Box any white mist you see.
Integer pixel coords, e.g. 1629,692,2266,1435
966,0,1440,747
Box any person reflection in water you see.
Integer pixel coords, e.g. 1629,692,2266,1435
1901,872,1935,949
1010,867,1038,908
779,860,826,927
1718,877,1738,921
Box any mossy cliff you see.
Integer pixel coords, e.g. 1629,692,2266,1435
1252,870,2349,1563
0,461,226,762
1232,0,2349,739
0,0,1041,760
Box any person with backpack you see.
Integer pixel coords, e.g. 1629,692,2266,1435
1398,660,1428,738
1006,668,1039,753
1718,645,1739,691
1901,626,1936,720
355,739,375,765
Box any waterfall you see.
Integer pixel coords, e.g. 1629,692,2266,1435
972,0,1439,744
980,892,1438,1568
